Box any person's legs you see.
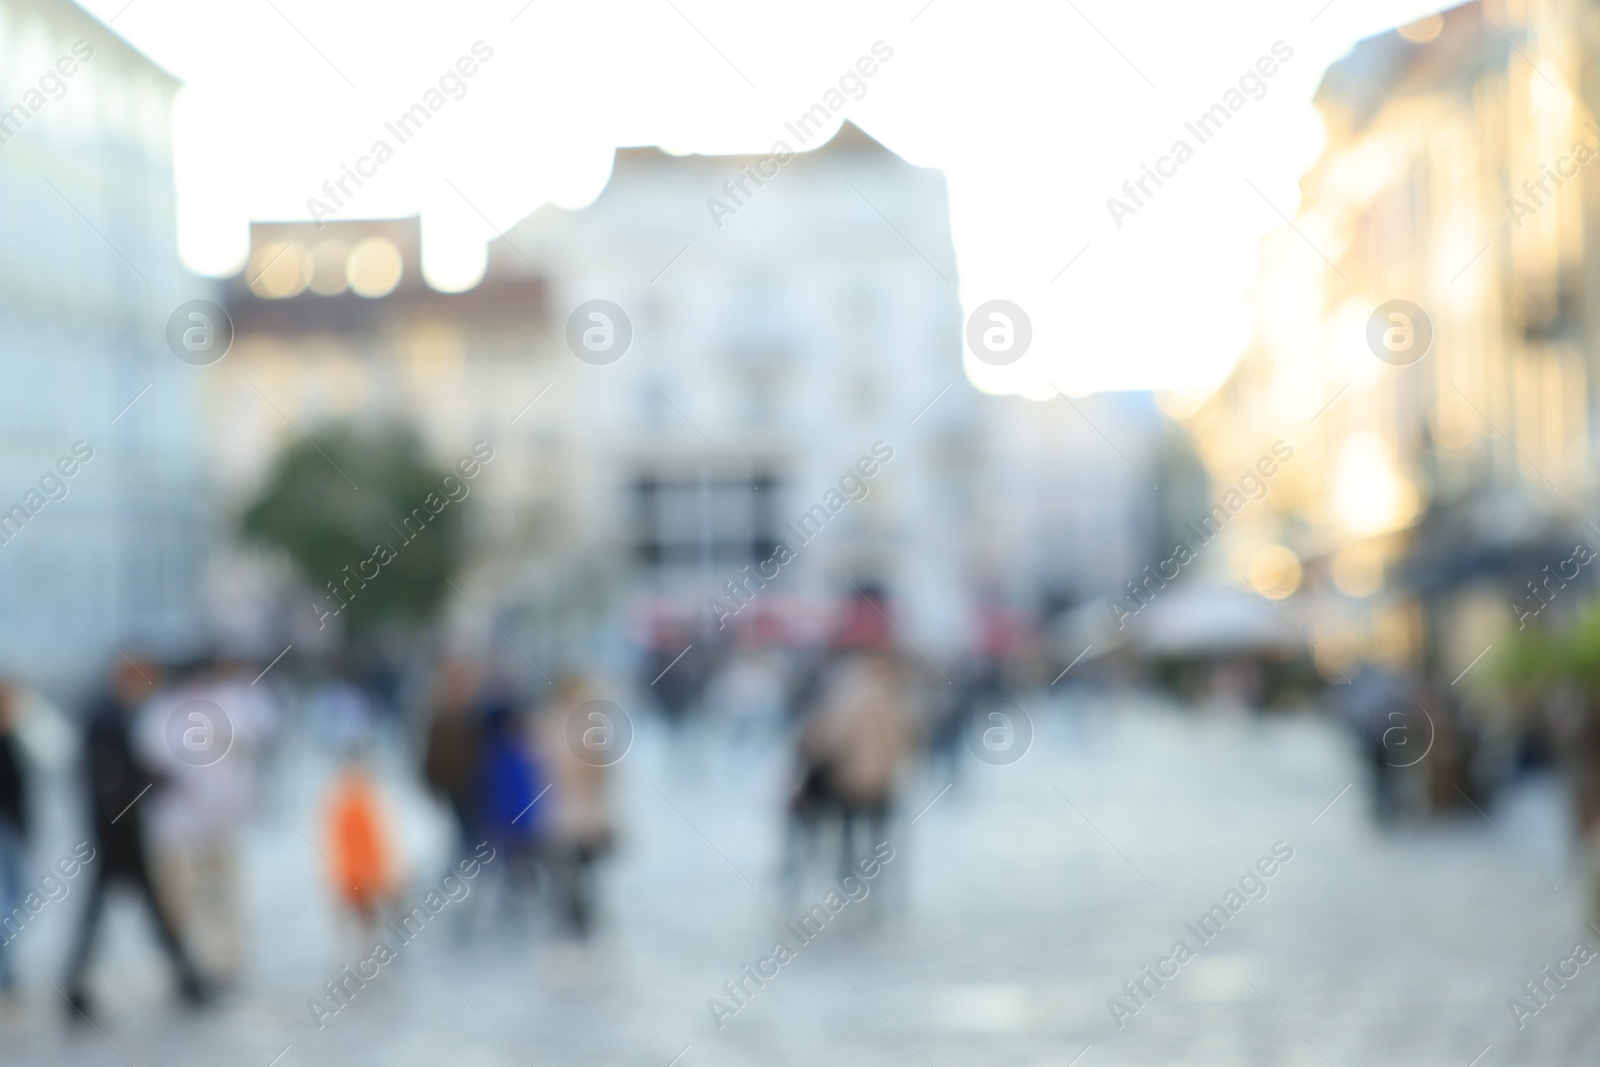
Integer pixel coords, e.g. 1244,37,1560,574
864,800,891,919
152,842,192,946
450,794,476,857
780,802,808,893
866,801,888,858
1368,744,1395,822
556,844,597,937
783,767,829,896
504,840,538,924
63,864,112,1009
0,821,24,989
128,857,206,1002
838,804,859,882
193,840,241,980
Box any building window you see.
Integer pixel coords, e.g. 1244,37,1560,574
632,473,780,570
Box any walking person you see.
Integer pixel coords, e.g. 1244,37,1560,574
423,659,483,857
63,660,208,1021
1340,663,1413,824
0,682,30,995
793,586,916,884
323,743,399,938
476,695,543,921
538,676,615,938
135,655,277,987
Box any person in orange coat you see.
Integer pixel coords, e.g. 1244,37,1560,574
324,750,397,933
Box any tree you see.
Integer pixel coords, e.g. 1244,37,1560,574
240,424,465,639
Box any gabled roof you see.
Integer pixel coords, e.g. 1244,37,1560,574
613,120,898,170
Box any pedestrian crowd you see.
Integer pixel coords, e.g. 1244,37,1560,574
0,649,631,1023
0,584,1047,1024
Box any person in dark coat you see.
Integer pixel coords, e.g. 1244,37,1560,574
0,683,29,992
422,659,482,854
62,660,207,1020
1340,663,1419,824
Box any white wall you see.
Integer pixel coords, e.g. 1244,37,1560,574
0,0,210,695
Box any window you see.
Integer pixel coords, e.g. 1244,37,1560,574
632,473,781,570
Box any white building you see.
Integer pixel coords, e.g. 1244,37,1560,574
496,122,976,653
975,390,1172,614
0,0,210,693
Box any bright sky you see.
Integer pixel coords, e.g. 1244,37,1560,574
81,0,1447,395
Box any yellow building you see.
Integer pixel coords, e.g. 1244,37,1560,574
1184,1,1593,686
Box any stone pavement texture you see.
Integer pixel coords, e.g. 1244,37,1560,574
1,692,1596,1066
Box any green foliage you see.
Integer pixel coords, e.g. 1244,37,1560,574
1500,604,1600,697
240,424,464,638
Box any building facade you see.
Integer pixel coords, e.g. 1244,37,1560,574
1183,0,1596,686
214,123,1168,669
0,0,209,692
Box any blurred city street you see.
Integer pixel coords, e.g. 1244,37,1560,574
10,1,1600,1064
2,694,1594,1067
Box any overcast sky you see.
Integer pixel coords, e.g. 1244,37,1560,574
80,0,1450,395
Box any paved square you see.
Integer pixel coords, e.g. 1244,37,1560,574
3,695,1594,1066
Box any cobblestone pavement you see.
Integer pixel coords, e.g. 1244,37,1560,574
3,693,1597,1066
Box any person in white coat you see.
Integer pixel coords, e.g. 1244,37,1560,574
135,656,278,984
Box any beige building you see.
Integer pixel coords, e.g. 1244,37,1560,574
1183,1,1596,685
210,217,551,655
